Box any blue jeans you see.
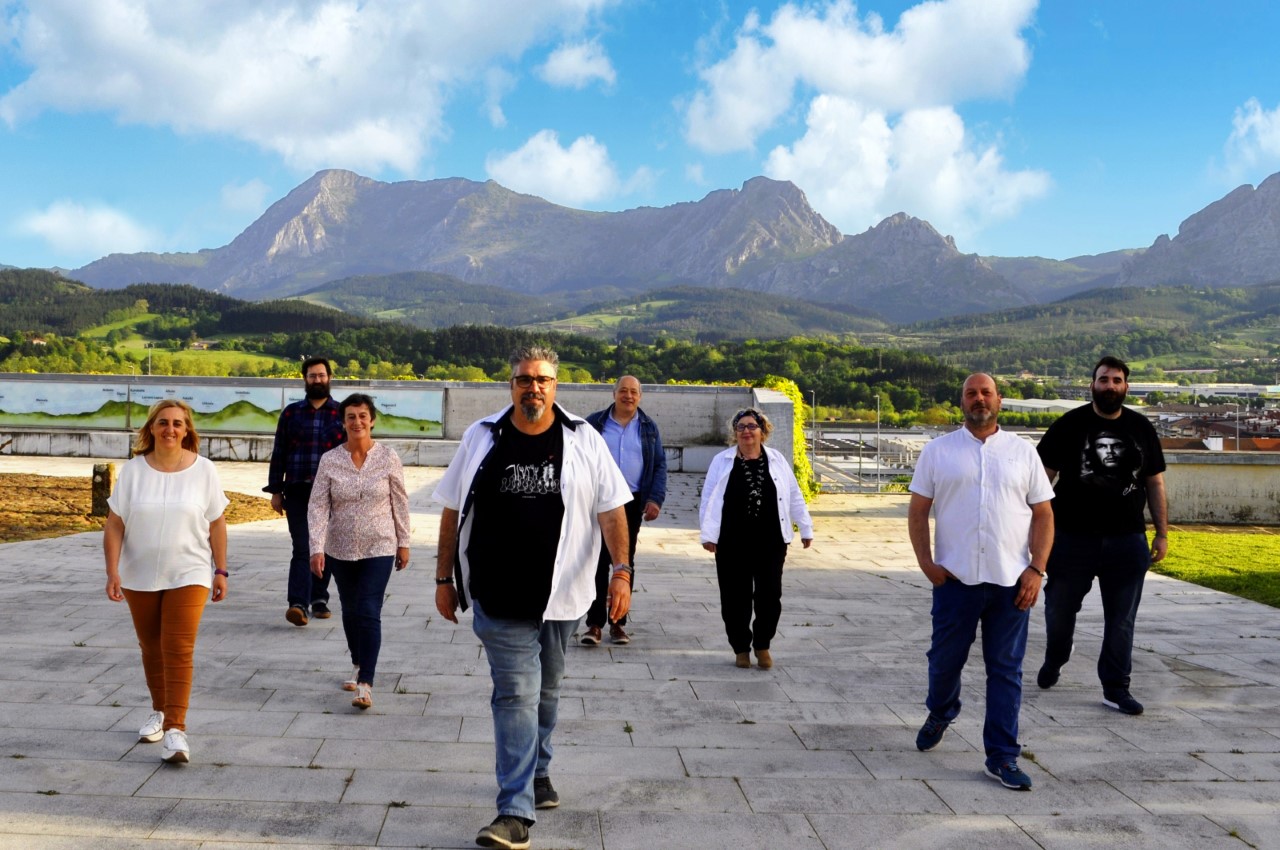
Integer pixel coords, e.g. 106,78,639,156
284,483,330,612
328,555,394,685
1043,531,1151,690
926,579,1029,769
471,598,578,824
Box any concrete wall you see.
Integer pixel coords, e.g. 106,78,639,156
0,381,794,473
1163,451,1280,525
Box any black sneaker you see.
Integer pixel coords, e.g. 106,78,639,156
1102,689,1144,715
533,775,559,809
1036,664,1060,689
915,714,950,751
476,815,530,850
311,602,332,619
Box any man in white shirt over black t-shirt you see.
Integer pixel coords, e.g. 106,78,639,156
433,346,632,850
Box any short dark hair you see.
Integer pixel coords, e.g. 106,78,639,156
1092,355,1130,381
302,357,332,377
339,393,377,420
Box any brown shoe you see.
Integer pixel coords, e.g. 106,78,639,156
735,652,751,668
286,606,308,627
755,649,773,670
609,624,631,645
581,625,602,646
311,603,332,619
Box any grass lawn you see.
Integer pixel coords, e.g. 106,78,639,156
1153,528,1280,608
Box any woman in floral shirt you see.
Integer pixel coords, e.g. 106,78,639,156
308,393,411,710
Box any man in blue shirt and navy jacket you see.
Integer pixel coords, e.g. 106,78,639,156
582,375,668,645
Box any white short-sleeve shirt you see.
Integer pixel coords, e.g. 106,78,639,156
909,427,1054,587
107,454,230,591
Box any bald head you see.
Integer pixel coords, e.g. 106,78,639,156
961,373,1001,434
612,375,642,422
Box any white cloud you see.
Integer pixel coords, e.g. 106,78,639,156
485,130,622,206
765,96,1050,240
484,68,518,128
0,0,616,173
685,162,706,185
1221,98,1280,182
537,40,616,89
685,0,1037,152
220,179,271,216
17,201,158,261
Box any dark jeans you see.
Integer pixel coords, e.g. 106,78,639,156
284,482,331,612
715,538,787,653
1043,530,1151,690
585,493,642,629
926,579,1029,769
328,554,394,686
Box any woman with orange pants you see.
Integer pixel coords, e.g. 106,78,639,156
104,399,229,764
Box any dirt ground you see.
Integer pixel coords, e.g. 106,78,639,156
0,473,278,544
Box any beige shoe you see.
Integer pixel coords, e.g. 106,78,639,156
342,666,360,692
352,683,372,710
755,649,773,670
735,652,751,668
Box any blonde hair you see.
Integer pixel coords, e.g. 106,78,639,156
133,399,200,455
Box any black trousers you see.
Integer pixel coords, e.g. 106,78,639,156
585,493,643,628
715,537,788,654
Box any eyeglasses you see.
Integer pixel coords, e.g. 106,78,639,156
513,375,557,388
734,422,761,432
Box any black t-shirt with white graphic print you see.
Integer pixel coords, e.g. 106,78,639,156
468,414,565,619
1037,404,1165,535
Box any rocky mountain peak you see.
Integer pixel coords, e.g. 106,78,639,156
1118,174,1280,287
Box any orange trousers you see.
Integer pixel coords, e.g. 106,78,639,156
122,585,208,731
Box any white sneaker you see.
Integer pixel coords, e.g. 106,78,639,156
161,729,190,764
138,710,165,743
343,666,360,691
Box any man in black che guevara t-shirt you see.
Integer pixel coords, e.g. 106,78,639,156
1034,355,1168,716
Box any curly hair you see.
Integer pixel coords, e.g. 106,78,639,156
728,407,773,444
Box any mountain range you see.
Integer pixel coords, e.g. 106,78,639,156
61,168,1280,324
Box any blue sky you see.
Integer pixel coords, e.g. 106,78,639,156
2,0,1280,272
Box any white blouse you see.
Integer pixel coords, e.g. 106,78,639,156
107,455,230,591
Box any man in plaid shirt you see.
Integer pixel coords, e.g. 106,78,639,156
264,357,346,626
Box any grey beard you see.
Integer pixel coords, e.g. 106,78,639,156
519,400,546,422
965,408,995,428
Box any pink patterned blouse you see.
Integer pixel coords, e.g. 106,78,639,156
307,442,411,560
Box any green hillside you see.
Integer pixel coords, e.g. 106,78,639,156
536,285,887,341
297,271,561,328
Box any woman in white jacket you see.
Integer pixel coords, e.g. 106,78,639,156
700,408,813,670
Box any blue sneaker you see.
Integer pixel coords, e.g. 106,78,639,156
915,714,950,751
986,761,1032,790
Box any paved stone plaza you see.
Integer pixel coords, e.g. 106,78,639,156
0,456,1278,849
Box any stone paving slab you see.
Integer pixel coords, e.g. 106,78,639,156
2,456,1280,848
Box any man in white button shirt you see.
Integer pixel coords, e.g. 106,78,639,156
907,373,1055,791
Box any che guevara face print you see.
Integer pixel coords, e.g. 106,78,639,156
1079,429,1142,497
